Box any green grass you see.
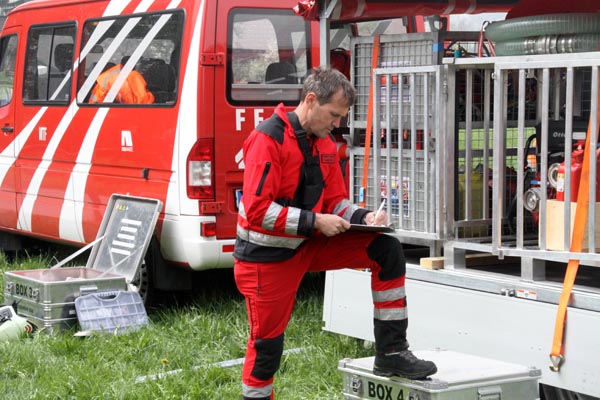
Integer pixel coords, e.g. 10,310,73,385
0,250,372,399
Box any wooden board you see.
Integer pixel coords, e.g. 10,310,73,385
420,254,520,270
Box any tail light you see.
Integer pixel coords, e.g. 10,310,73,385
187,138,214,199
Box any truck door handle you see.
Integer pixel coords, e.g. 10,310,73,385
2,126,14,134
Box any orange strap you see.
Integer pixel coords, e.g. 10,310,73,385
550,80,600,371
360,35,380,208
478,21,495,58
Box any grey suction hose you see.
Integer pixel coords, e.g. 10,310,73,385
485,13,600,56
485,13,600,42
494,34,600,56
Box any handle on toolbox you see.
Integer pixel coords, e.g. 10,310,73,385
79,285,99,297
79,290,124,301
78,286,124,300
94,290,123,299
478,386,502,400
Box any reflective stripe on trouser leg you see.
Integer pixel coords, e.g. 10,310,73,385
242,383,273,399
372,286,407,321
372,276,408,353
372,279,408,353
367,235,409,353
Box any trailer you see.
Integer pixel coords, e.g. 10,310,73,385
311,1,600,398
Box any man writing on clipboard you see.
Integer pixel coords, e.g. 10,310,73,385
234,67,437,400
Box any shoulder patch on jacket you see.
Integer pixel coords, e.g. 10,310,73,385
256,114,286,144
321,154,336,164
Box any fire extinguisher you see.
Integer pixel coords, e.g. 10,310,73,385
555,147,584,201
555,145,600,202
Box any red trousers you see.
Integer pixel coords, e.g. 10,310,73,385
234,232,406,398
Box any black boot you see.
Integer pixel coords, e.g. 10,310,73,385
374,350,437,379
372,319,437,380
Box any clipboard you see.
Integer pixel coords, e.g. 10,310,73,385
348,224,394,233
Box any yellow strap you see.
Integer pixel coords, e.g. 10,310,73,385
360,35,380,208
550,76,600,371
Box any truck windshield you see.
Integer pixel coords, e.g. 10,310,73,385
0,34,17,106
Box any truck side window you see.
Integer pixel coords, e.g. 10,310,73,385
227,9,311,105
77,10,183,106
0,34,17,107
23,24,75,104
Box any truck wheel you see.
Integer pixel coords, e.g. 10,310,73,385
130,257,154,305
128,238,159,305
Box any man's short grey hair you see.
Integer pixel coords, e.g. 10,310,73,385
301,67,356,107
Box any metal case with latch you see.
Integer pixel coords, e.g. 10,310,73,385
3,194,162,333
339,349,541,399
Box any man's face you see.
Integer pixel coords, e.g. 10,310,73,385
306,89,350,138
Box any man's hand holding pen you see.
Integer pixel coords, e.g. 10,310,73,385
366,199,387,226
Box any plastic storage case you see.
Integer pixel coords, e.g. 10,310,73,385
339,349,541,400
3,194,162,333
75,290,148,333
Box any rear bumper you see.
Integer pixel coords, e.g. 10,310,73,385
159,214,235,270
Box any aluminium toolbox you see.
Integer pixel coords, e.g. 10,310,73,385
3,194,162,333
339,349,541,400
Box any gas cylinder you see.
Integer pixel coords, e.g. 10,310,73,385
556,146,600,202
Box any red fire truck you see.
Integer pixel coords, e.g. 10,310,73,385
0,0,320,300
0,0,548,300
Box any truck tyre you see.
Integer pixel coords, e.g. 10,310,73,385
131,238,159,305
130,256,154,305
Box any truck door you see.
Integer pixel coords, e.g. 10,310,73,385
213,1,314,238
0,31,19,228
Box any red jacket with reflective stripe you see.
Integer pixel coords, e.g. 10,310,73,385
234,103,368,262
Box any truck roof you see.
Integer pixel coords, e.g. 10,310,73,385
299,0,518,23
300,0,600,24
7,0,100,16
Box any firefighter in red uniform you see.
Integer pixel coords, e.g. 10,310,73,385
234,67,437,400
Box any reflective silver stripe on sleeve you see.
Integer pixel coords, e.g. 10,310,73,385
262,202,284,230
236,223,250,241
333,199,360,221
374,307,408,321
242,383,273,398
285,207,301,235
372,286,406,303
237,225,305,249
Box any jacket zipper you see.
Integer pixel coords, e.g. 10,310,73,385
256,161,271,195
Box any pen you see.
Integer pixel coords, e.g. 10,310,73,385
372,198,386,225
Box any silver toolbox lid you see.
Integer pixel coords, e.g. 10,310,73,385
85,194,163,284
339,349,541,391
5,267,124,282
